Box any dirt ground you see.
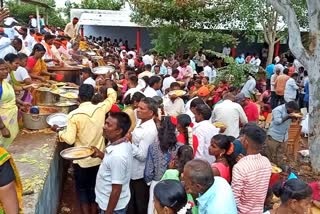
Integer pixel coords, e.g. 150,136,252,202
58,166,81,214
288,136,320,182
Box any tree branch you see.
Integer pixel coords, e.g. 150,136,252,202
263,23,271,44
275,34,286,44
267,0,310,66
273,11,279,32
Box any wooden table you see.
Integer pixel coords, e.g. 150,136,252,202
48,66,82,84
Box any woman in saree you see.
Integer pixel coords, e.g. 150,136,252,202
5,53,34,126
0,142,23,214
5,53,33,99
26,43,56,81
0,59,19,149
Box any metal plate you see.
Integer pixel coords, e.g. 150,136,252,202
46,113,68,127
168,90,186,97
92,65,115,75
60,92,78,99
61,86,79,90
86,51,96,56
60,147,94,160
55,101,78,107
271,165,282,174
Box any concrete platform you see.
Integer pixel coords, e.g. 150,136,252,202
7,131,67,214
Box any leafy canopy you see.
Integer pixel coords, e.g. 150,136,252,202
6,0,66,27
129,0,237,54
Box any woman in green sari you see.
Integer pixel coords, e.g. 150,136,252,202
5,53,33,100
0,59,28,148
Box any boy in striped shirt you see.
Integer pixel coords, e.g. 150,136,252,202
231,124,272,214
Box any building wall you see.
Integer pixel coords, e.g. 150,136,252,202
83,25,152,50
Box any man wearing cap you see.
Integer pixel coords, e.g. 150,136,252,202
212,93,248,138
235,93,259,123
64,17,79,39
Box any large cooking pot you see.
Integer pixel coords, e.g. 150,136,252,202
35,89,59,106
48,66,82,84
54,102,78,114
22,106,59,130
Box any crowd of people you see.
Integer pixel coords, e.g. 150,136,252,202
0,11,316,214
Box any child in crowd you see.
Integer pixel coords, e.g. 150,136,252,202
161,145,197,214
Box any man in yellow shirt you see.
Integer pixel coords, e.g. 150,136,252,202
52,84,117,214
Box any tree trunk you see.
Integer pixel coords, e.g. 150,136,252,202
266,42,275,65
308,59,320,172
267,0,320,172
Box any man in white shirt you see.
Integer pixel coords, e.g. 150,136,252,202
186,97,205,123
94,112,133,214
29,15,37,28
250,54,261,73
270,68,281,109
193,104,220,164
202,60,216,84
81,67,96,88
212,93,248,138
163,82,185,116
128,54,135,68
274,62,285,74
222,46,231,56
142,54,153,65
0,36,16,59
128,98,158,214
128,49,136,59
144,76,162,98
138,64,153,79
293,59,303,72
64,17,79,39
17,27,34,54
284,73,299,103
152,57,167,76
241,74,256,98
124,75,141,99
162,69,178,93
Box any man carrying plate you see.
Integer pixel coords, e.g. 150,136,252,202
91,112,133,214
52,83,117,214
